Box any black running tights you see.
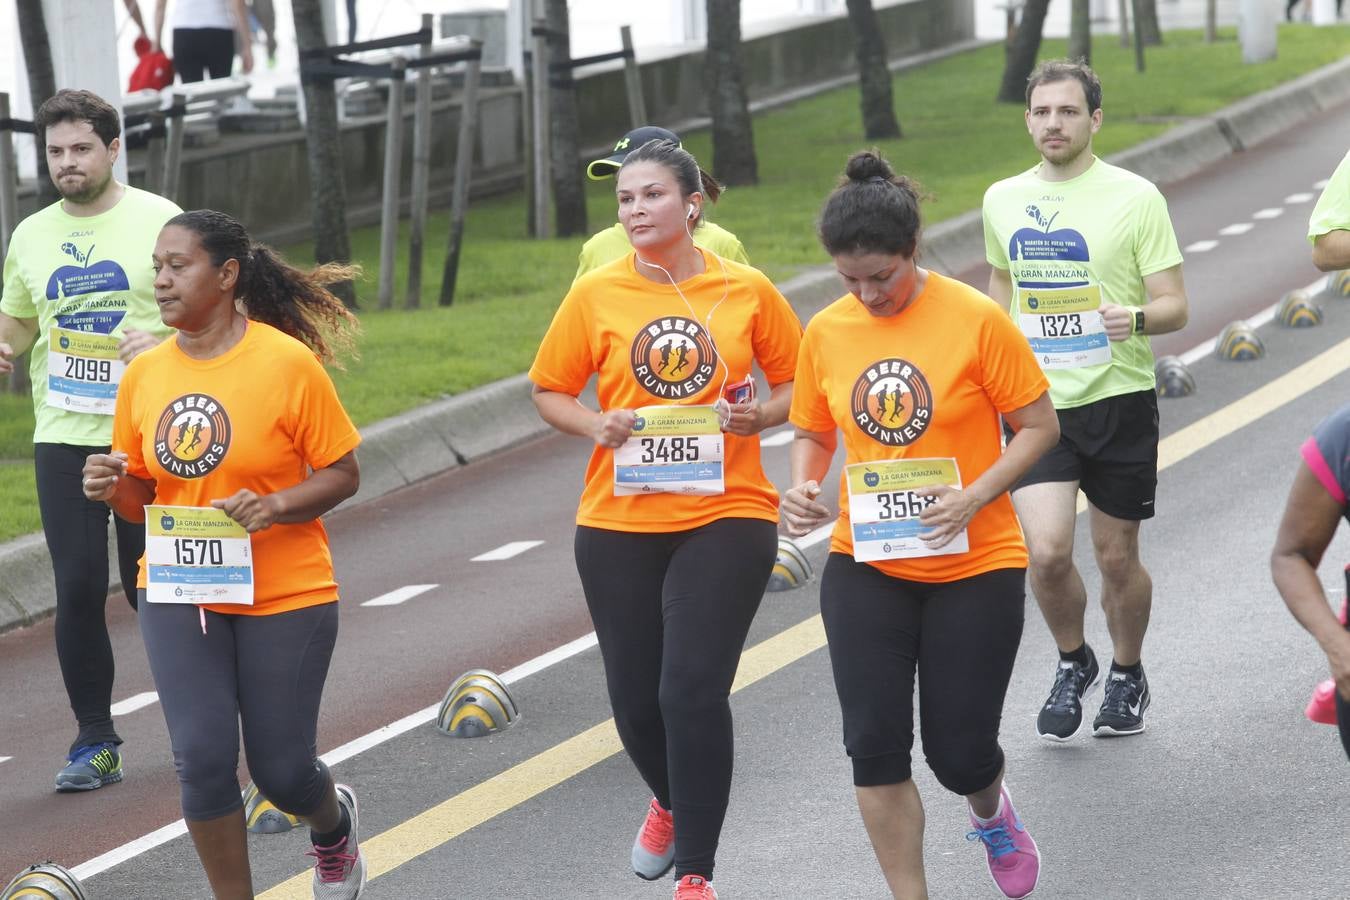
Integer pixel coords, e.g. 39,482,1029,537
574,518,778,880
35,443,141,753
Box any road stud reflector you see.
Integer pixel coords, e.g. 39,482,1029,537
1276,289,1323,328
767,535,813,592
1216,321,1264,361
437,669,519,738
2,862,86,899
243,781,301,834
1326,269,1350,298
1154,356,1196,398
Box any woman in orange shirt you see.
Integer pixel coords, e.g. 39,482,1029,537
530,139,802,900
82,210,366,899
782,151,1059,900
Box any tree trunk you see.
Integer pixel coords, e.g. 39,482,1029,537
291,0,356,307
1137,0,1162,44
845,0,901,140
16,0,59,208
705,0,758,186
544,0,586,237
1068,0,1092,64
997,0,1052,104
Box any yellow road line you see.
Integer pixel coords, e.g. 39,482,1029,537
1074,336,1350,514
259,616,828,898
264,336,1350,897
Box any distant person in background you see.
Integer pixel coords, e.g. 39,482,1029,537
1309,150,1350,272
246,0,278,66
574,126,749,281
1286,0,1345,20
123,0,149,36
153,0,254,83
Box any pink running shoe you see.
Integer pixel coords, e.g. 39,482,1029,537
631,797,675,880
673,874,718,899
1307,680,1339,725
967,785,1040,899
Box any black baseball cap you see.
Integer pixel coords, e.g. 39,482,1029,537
586,125,681,180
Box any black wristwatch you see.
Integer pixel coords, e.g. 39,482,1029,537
1133,308,1146,335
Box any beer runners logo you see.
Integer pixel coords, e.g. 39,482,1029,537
851,358,934,446
630,317,719,399
154,394,232,478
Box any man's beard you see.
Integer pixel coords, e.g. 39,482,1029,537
56,169,113,204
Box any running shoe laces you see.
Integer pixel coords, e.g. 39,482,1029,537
673,874,719,899
1044,662,1084,715
1099,672,1138,717
967,821,1018,859
638,800,674,852
308,837,358,884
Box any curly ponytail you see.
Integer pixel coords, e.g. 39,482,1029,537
166,210,360,365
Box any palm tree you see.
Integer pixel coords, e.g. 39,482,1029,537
544,0,586,236
1068,0,1092,64
291,0,356,307
845,0,901,139
997,0,1052,104
16,0,58,207
705,0,758,186
1136,0,1163,44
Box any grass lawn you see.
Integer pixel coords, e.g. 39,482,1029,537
1,24,1346,542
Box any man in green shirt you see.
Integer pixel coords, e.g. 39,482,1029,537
983,60,1189,742
574,125,750,281
0,90,181,791
1309,149,1350,272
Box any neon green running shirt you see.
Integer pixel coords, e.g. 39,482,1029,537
983,158,1182,409
1308,150,1350,242
1,186,181,445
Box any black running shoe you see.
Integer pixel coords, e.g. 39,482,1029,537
1092,668,1150,737
1036,646,1100,742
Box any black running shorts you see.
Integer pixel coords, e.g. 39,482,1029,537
1010,389,1159,521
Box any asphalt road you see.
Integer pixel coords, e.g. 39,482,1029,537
1,107,1348,898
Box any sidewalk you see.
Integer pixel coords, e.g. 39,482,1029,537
2,53,1348,634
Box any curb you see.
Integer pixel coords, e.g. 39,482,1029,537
3,55,1348,634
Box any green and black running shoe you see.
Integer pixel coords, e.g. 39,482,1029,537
55,742,123,792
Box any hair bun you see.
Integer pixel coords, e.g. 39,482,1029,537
844,150,895,184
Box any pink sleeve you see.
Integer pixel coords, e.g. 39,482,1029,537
1301,436,1347,505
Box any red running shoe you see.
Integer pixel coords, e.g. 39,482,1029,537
674,874,718,899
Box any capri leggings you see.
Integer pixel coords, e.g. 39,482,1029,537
35,443,142,753
138,594,338,821
820,554,1025,795
574,517,778,880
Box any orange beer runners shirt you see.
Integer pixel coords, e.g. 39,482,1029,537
790,272,1049,582
113,321,361,615
530,250,802,532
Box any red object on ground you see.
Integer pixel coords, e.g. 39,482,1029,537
128,35,174,92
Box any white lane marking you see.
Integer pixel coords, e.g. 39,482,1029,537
760,430,794,447
110,692,159,716
1218,222,1254,235
1252,208,1283,220
361,584,438,607
1313,179,1329,190
0,756,11,764
1185,239,1220,253
1285,192,1314,204
471,540,545,561
1178,274,1328,366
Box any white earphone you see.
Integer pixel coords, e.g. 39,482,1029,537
686,204,695,219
